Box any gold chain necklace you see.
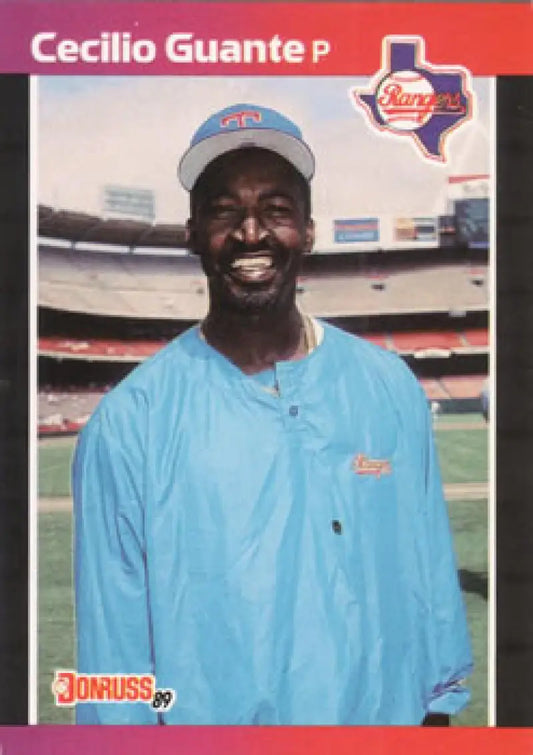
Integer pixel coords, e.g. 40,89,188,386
199,314,316,355
301,313,316,354
199,315,316,396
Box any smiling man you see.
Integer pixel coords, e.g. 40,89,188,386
180,106,316,377
189,158,315,377
73,103,472,726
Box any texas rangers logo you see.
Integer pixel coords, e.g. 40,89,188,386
351,37,473,162
220,110,262,128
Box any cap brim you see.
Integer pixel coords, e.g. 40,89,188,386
178,128,315,190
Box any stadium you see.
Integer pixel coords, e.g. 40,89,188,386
38,198,489,435
37,76,490,725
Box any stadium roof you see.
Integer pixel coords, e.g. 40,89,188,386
39,204,187,248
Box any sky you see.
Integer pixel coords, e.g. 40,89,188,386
38,75,491,248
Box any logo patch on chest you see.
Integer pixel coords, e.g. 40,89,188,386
352,453,392,478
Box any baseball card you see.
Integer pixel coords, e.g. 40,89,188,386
0,1,531,751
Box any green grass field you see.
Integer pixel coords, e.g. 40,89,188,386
39,436,76,498
38,415,489,725
39,511,75,724
435,429,488,484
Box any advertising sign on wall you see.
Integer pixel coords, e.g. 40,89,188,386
333,218,379,243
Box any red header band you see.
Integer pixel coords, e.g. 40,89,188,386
0,3,531,75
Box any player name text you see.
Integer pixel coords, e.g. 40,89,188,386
31,32,331,65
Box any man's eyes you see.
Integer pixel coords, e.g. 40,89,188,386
263,201,293,217
209,203,239,218
206,199,296,222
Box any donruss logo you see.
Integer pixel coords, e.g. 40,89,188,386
351,37,473,162
220,110,262,128
51,670,175,711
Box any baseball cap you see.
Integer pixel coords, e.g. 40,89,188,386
178,103,315,191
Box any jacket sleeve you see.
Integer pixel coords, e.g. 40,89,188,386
420,393,474,716
72,400,158,724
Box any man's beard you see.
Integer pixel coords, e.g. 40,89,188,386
201,237,302,314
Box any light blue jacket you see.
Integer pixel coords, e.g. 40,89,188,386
73,322,472,724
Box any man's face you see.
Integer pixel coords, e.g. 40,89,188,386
188,148,314,313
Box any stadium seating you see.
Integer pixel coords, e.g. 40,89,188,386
40,244,488,319
38,389,106,436
418,379,450,401
390,330,464,353
440,375,487,399
38,205,489,433
38,328,489,363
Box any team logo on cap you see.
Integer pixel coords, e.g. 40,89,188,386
351,36,473,162
220,110,262,128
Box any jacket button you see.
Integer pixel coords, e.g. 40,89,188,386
289,405,299,417
332,520,342,535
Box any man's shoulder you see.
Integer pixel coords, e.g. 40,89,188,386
320,323,428,437
89,327,200,422
323,321,412,373
321,321,423,401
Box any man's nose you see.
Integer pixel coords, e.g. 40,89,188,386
232,212,268,246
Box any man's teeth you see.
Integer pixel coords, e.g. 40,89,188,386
231,256,273,272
